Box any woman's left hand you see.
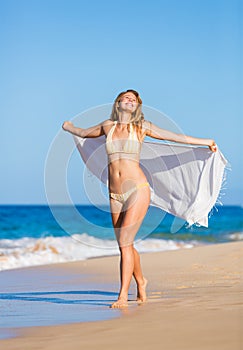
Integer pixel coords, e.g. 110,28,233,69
209,141,217,152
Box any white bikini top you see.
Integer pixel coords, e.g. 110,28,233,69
106,121,141,156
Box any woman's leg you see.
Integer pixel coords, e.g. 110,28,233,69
133,247,148,302
116,244,134,307
110,186,150,308
110,200,130,307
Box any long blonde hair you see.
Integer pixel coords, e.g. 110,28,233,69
110,89,144,139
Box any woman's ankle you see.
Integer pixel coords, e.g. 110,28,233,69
136,276,146,287
118,292,128,301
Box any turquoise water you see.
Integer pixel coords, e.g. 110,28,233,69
0,205,242,271
0,204,242,240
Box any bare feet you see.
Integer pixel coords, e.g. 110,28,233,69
110,297,128,309
137,277,148,303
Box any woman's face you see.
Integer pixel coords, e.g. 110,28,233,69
119,92,138,113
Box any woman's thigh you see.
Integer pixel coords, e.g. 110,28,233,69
110,198,124,239
116,186,150,247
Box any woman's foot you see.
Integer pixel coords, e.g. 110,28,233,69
110,297,128,309
137,277,148,303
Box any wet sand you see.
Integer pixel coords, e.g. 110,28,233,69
1,242,242,350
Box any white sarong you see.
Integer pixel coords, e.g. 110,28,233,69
73,135,227,227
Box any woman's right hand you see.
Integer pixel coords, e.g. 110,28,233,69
62,121,73,132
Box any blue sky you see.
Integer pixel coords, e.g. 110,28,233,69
0,0,242,205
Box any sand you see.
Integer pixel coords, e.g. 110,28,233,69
1,241,242,350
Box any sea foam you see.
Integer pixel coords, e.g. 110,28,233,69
0,233,195,271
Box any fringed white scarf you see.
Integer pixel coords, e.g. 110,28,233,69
73,135,227,227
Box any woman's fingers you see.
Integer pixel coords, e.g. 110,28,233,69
209,141,217,152
62,121,73,131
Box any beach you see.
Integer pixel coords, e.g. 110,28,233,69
0,241,242,350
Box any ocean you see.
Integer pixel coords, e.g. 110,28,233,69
0,204,242,271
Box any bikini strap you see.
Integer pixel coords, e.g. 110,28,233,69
107,121,117,142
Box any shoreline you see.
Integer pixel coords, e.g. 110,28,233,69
1,241,242,349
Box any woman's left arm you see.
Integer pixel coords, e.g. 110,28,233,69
144,121,217,152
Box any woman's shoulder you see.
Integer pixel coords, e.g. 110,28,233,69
101,119,114,134
141,119,151,130
102,119,114,127
142,120,150,126
140,120,152,138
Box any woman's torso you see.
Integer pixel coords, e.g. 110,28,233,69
104,120,147,193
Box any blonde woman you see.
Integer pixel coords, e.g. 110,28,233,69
62,89,217,308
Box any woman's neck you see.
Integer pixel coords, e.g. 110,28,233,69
117,111,131,124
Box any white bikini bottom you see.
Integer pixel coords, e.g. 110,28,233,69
109,182,149,204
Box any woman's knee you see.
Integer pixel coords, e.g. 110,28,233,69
117,227,134,247
119,243,134,252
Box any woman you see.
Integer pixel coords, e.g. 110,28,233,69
62,89,217,308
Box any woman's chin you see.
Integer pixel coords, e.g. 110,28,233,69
125,107,136,113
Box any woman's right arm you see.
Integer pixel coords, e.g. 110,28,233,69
62,121,105,138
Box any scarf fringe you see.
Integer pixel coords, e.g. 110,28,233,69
208,162,231,219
